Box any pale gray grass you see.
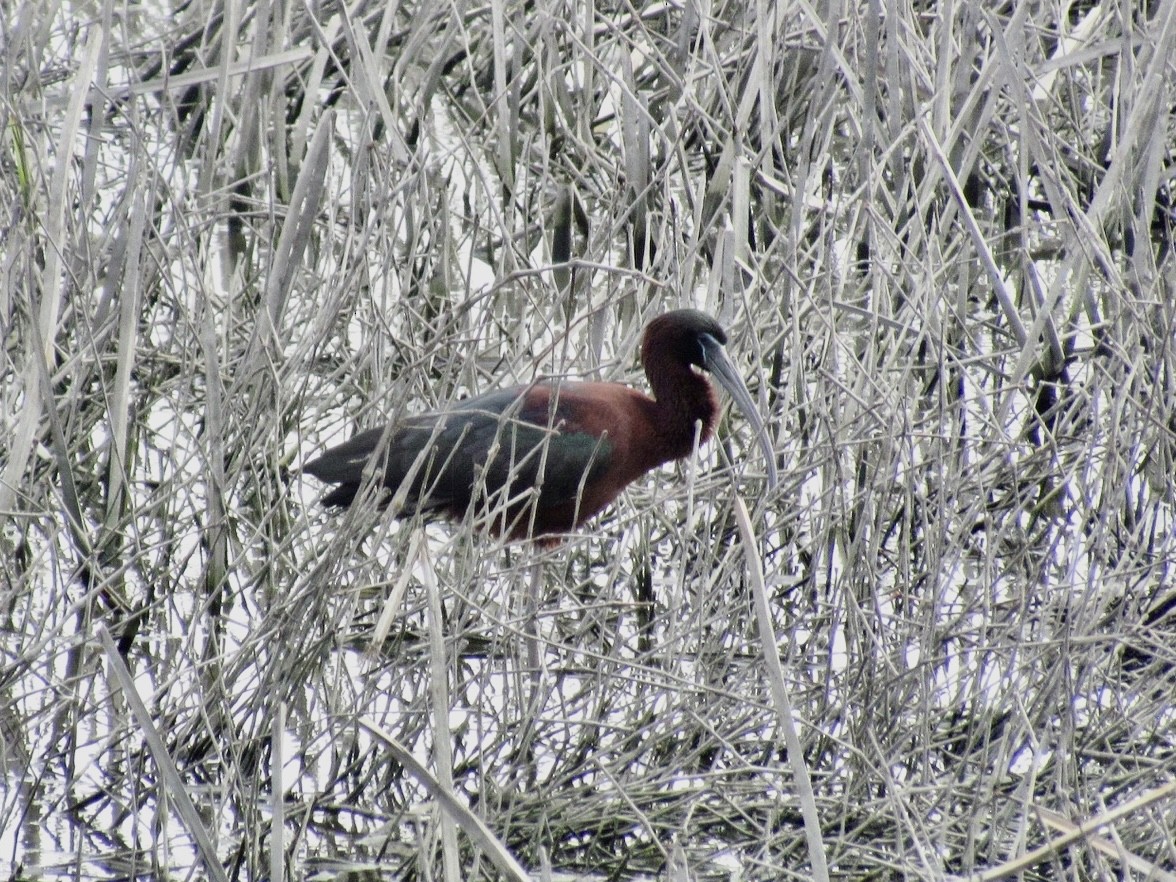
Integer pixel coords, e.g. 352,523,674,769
2,0,1175,880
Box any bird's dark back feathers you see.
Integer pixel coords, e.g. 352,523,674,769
303,386,614,526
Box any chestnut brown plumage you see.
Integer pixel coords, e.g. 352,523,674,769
304,309,776,540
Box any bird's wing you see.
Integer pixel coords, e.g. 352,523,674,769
304,385,613,513
417,386,616,513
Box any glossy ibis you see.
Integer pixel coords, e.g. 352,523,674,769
304,309,776,540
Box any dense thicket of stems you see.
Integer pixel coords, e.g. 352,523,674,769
3,0,1175,878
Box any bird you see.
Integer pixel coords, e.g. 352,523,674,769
303,309,776,541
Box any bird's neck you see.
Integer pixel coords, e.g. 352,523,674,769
649,366,719,464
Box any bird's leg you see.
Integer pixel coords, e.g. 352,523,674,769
522,559,544,685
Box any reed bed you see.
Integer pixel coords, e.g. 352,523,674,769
3,0,1175,879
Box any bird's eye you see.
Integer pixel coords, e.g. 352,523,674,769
695,332,721,369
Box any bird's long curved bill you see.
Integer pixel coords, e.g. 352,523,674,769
701,336,779,491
